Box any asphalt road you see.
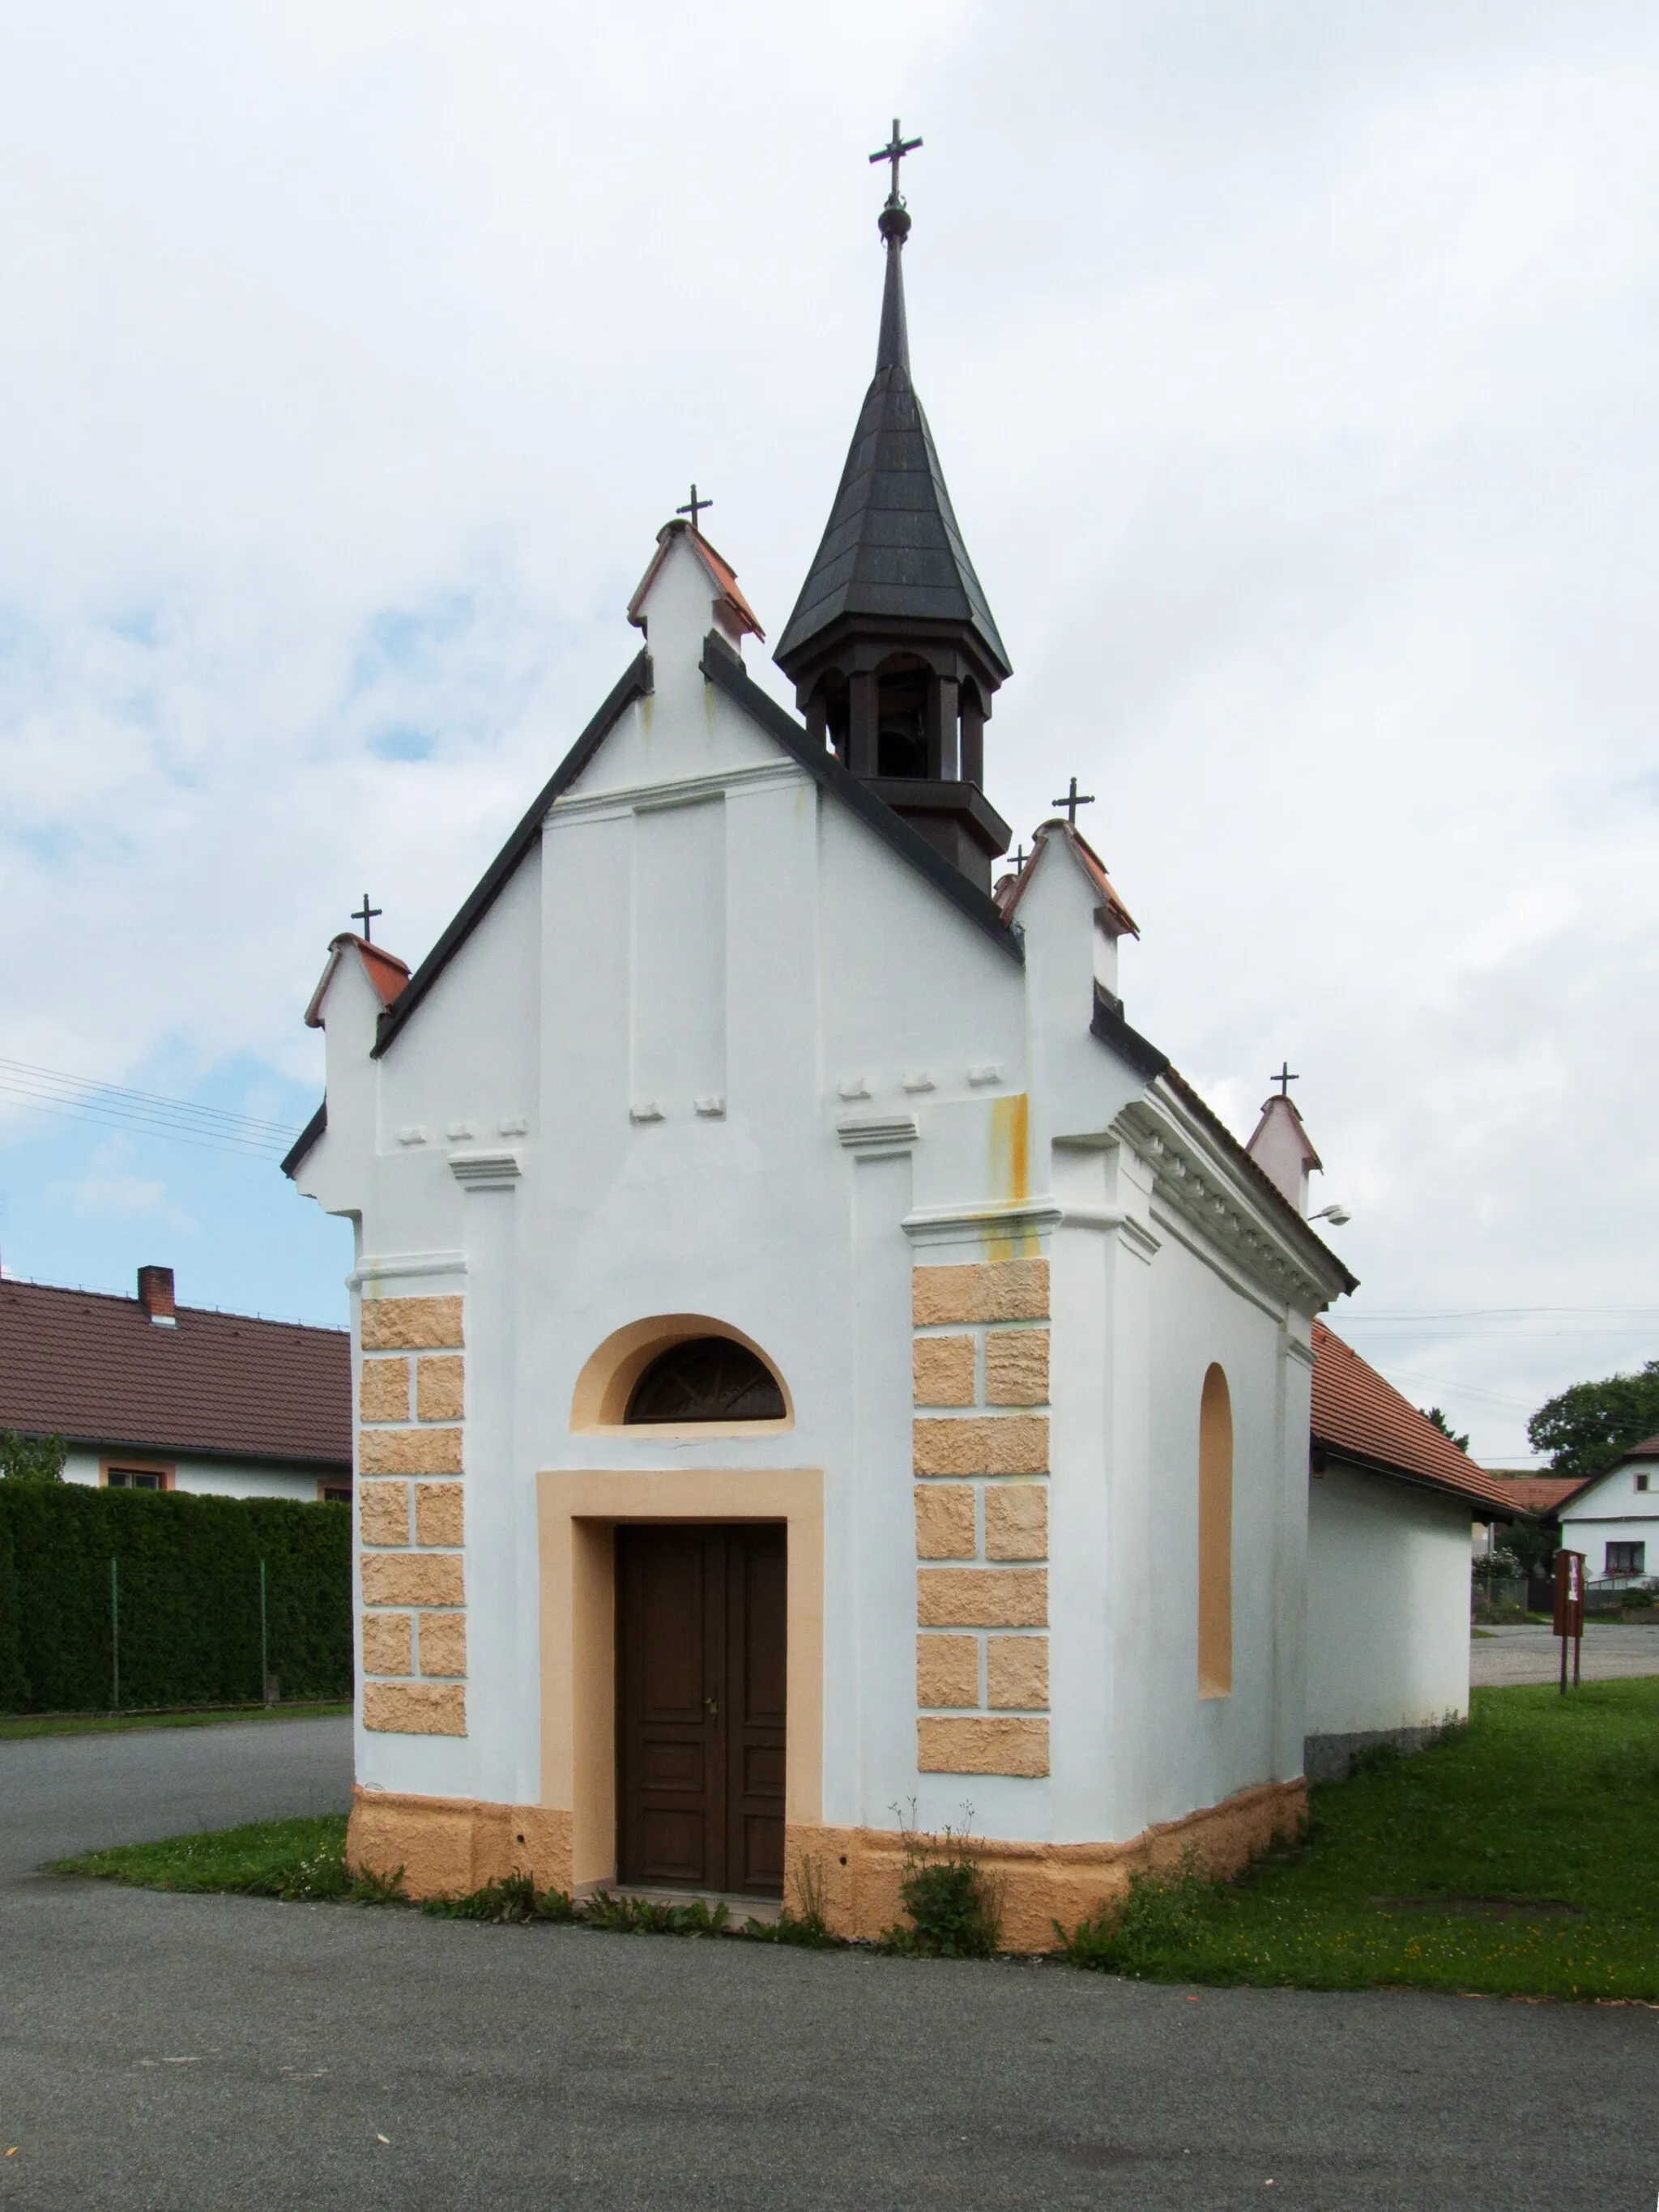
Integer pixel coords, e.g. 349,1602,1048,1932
1470,1622,1659,1686
2,1721,1655,2211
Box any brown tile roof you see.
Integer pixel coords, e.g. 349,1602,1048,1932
1311,1321,1521,1515
0,1278,350,1469
1487,1475,1589,1515
1621,1433,1659,1460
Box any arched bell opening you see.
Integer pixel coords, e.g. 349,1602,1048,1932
806,668,851,761
875,654,931,779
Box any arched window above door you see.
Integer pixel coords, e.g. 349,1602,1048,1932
624,1337,787,1425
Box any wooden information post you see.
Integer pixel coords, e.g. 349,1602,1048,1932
1553,1548,1584,1694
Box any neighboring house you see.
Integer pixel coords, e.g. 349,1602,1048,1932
1558,1437,1659,1585
1303,1322,1525,1778
278,173,1430,1950
0,1266,351,1503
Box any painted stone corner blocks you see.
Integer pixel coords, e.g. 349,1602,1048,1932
913,1255,1051,1778
356,1294,467,1737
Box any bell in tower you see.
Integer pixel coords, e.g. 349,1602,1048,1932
774,124,1013,892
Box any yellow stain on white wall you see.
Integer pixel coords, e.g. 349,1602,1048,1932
986,1093,1036,1260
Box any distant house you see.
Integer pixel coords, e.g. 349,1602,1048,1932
1305,1322,1526,1778
1558,1436,1659,1587
0,1266,350,1503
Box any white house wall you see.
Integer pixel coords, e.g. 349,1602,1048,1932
60,1447,337,1502
1559,1461,1657,1579
1305,1462,1471,1776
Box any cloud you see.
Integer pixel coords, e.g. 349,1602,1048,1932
0,0,1655,1454
47,1140,196,1236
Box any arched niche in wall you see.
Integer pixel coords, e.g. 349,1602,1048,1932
1197,1363,1234,1699
570,1315,794,1435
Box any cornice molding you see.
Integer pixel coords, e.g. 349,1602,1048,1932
1116,1093,1346,1312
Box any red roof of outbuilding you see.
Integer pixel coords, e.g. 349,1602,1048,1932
0,1278,350,1469
1311,1321,1520,1515
1486,1475,1589,1515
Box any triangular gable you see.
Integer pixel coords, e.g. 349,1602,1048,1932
367,633,1022,1068
371,650,652,1059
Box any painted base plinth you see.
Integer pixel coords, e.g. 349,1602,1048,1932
348,1788,573,1899
348,1778,1305,1949
789,1780,1307,1953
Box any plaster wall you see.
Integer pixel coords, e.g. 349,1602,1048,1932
1305,1462,1470,1742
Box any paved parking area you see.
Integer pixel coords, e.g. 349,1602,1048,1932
1470,1622,1659,1686
1,1720,1654,2210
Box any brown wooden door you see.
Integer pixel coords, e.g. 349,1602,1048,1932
616,1524,786,1897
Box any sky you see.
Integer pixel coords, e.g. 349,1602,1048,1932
1,0,1655,1462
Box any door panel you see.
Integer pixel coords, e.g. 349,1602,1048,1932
616,1524,786,1898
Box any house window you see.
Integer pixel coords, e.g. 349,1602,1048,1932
104,1464,173,1491
1636,1473,1651,1493
1606,1542,1645,1576
1197,1364,1233,1698
625,1338,786,1424
319,1483,352,1507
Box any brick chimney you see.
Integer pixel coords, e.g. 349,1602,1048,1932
137,1264,177,1327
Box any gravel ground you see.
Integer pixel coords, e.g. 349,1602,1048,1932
1,1719,1654,2210
1469,1622,1659,1687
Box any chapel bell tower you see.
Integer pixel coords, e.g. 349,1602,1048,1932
774,124,1013,892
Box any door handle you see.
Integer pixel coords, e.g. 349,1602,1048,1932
705,1691,719,1720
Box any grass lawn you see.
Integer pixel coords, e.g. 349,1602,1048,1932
57,1814,358,1899
53,1682,1659,2000
1064,1679,1659,2001
0,1702,351,1743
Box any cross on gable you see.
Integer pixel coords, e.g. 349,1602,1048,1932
676,484,713,532
869,117,922,204
352,894,382,944
1273,1062,1299,1097
1051,777,1095,827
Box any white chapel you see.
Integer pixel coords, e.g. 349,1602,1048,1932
280,150,1480,1949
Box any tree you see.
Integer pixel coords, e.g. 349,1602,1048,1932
1422,1406,1469,1452
0,1430,66,1481
1527,1361,1659,1481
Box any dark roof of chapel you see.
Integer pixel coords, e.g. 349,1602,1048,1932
0,1276,351,1468
774,242,1010,677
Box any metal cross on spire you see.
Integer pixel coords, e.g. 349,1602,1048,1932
1051,777,1095,827
352,894,382,944
1273,1061,1299,1097
676,484,713,532
870,117,922,205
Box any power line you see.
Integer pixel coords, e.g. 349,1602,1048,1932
0,1058,303,1158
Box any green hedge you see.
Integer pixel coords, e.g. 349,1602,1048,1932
0,1482,351,1714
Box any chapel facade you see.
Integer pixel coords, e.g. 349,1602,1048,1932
287,156,1358,1946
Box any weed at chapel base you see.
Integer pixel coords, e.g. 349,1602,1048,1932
1056,1848,1213,1975
744,1854,843,1947
582,1890,730,1937
879,1803,1002,1959
422,1871,576,1924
